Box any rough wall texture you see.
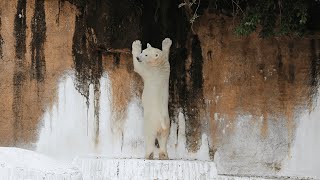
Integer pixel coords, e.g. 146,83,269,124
194,13,320,176
0,0,75,147
0,0,319,178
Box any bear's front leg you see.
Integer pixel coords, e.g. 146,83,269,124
131,40,144,76
162,38,172,58
132,40,141,56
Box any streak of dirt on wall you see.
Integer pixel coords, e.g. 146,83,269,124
309,39,320,109
30,0,46,82
12,0,28,146
0,0,76,147
0,8,3,59
183,35,205,152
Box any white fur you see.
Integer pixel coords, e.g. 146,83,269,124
132,38,172,159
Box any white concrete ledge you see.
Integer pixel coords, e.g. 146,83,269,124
1,148,311,180
73,156,218,180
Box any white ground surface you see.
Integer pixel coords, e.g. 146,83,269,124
0,147,269,180
0,147,81,180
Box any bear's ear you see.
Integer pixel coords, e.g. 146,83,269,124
147,43,152,48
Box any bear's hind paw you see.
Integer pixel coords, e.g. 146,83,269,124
159,152,169,160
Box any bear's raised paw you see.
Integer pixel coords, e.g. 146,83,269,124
132,40,142,53
162,38,172,50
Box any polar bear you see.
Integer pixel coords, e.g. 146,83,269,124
132,38,172,160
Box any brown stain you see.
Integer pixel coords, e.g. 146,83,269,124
94,82,101,147
0,0,18,146
103,53,138,134
0,0,76,147
195,12,318,157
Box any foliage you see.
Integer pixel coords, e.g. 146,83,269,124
180,0,319,37
234,0,309,37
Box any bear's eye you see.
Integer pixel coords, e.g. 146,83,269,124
155,54,158,57
145,54,148,57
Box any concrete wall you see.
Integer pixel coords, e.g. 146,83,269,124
0,0,319,178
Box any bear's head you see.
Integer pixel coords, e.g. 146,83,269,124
136,43,166,67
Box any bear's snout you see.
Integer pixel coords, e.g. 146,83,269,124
136,57,142,62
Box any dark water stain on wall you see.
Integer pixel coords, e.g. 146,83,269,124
12,72,25,145
276,42,288,113
104,0,142,48
190,35,204,92
287,42,296,84
169,48,188,120
71,5,103,145
0,10,3,59
276,42,290,129
14,0,26,60
309,39,320,107
72,11,100,102
30,0,46,82
12,0,27,145
184,35,204,151
67,0,141,49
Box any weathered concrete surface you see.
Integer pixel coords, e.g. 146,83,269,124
280,88,320,179
0,0,75,147
194,13,320,177
0,0,319,179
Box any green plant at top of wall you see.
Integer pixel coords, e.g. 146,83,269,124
180,0,318,38
234,0,309,37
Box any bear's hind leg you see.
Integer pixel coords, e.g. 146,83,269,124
145,134,156,160
158,129,169,160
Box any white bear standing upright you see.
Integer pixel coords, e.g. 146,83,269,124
132,38,172,160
